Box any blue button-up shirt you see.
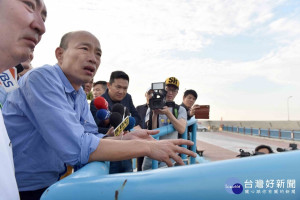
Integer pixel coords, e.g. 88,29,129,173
2,64,104,191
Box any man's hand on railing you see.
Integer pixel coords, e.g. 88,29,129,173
147,139,197,167
122,129,159,141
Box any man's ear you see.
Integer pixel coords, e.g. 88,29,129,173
107,82,111,90
55,47,64,65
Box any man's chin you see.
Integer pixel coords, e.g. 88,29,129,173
17,49,32,64
114,96,124,101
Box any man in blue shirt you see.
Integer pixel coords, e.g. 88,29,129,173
3,30,196,200
0,0,47,199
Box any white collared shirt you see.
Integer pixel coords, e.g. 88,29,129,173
0,110,19,199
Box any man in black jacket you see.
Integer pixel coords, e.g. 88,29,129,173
91,70,141,173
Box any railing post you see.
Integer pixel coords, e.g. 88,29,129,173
279,129,281,139
244,127,245,134
251,127,252,135
268,128,270,138
258,128,261,137
181,128,188,165
291,130,294,140
190,123,197,164
152,136,159,169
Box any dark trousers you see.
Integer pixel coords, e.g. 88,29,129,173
109,160,133,174
137,157,144,171
20,187,48,200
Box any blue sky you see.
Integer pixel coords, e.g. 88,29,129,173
34,0,300,120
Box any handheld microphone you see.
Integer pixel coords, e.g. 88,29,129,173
109,112,123,129
96,109,110,121
94,96,108,110
111,103,129,119
114,116,129,136
125,116,136,131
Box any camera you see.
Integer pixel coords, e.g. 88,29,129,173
149,82,167,110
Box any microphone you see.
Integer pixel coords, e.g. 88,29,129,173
96,109,110,121
111,103,129,119
109,112,123,129
94,96,108,110
125,116,136,131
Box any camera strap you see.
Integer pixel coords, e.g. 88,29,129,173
172,104,179,119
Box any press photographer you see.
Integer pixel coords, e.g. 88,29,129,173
143,77,187,170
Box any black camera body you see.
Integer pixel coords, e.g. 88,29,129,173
149,82,168,110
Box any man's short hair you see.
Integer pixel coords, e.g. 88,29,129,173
59,32,73,49
109,71,129,84
93,81,107,89
184,89,198,99
255,145,274,153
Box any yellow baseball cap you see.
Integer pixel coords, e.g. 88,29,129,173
165,77,179,89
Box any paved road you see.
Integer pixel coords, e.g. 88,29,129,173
196,131,300,161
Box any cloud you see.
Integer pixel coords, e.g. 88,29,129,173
269,18,300,40
253,39,300,86
33,0,300,120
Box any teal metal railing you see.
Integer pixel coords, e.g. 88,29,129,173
41,119,300,200
151,117,198,169
223,125,300,141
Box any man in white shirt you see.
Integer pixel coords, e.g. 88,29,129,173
0,0,47,199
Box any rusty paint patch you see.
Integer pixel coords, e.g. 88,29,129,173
115,190,119,200
122,179,127,188
115,179,128,200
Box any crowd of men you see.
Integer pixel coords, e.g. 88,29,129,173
0,0,200,199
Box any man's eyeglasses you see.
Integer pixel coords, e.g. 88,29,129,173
165,87,178,93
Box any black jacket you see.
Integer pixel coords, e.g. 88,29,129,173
90,89,141,133
136,103,149,129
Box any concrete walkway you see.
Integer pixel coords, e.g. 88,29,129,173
196,131,300,161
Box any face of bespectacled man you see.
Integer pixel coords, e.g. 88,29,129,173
165,85,178,102
0,0,47,73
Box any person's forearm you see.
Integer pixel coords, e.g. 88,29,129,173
166,112,186,134
88,139,150,162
